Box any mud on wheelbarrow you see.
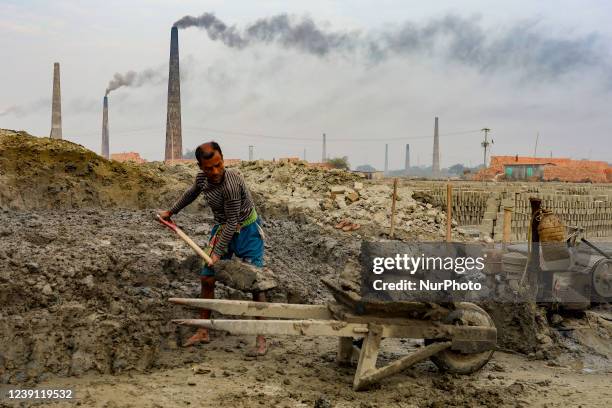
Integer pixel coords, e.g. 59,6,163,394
170,277,497,391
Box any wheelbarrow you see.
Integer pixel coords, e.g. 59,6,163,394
170,277,496,391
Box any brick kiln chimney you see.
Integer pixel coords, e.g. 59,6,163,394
384,143,389,174
432,117,440,177
322,133,327,163
102,96,109,159
165,26,182,161
50,62,62,139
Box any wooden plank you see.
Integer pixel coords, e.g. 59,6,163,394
173,316,495,342
353,324,383,390
173,319,369,337
355,342,452,390
339,313,496,341
169,298,332,319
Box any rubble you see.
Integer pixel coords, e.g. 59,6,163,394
238,160,465,241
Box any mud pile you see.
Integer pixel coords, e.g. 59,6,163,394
0,129,195,210
0,209,358,384
0,130,462,242
239,160,465,241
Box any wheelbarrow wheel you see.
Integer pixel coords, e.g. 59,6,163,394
426,302,495,374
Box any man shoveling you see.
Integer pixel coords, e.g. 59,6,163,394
158,141,272,356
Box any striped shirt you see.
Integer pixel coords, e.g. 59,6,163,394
169,169,255,256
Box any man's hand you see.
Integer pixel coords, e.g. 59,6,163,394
158,210,173,221
208,252,221,266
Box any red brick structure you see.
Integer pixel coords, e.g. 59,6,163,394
279,157,300,163
475,156,611,183
306,162,333,169
111,152,146,164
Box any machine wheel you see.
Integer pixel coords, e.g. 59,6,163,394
426,303,495,374
591,258,612,303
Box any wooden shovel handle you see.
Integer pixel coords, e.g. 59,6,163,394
156,215,214,265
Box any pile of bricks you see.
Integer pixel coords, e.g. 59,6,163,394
110,152,146,164
478,190,612,240
399,180,612,239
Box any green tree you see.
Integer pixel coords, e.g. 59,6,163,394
327,156,350,170
448,163,465,175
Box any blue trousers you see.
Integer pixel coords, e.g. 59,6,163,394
200,218,264,276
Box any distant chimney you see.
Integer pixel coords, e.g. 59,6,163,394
322,133,327,163
384,144,389,174
405,144,410,171
432,117,440,177
165,26,182,161
101,96,109,159
50,62,62,139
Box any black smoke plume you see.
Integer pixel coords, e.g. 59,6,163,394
173,12,610,80
105,68,166,96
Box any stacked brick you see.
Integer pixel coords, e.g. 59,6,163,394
401,180,612,240
481,190,612,240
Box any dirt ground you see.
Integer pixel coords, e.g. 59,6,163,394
0,209,610,407
2,336,611,408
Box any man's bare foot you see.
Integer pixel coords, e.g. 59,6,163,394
182,328,210,347
246,335,268,357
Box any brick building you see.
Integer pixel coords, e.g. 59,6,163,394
475,156,611,183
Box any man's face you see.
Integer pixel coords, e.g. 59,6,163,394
199,150,225,183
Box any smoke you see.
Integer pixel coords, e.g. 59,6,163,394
105,68,166,96
0,99,49,117
173,13,357,56
0,97,109,118
173,12,611,81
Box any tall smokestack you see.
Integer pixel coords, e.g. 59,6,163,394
384,143,389,174
101,96,109,159
165,26,182,161
405,144,410,172
50,62,62,139
432,117,440,177
322,133,327,163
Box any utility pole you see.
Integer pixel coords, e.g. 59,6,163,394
248,145,254,161
481,128,492,167
533,132,539,158
303,148,306,161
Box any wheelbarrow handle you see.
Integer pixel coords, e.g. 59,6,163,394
156,214,214,265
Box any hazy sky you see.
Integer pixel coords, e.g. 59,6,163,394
1,0,611,169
